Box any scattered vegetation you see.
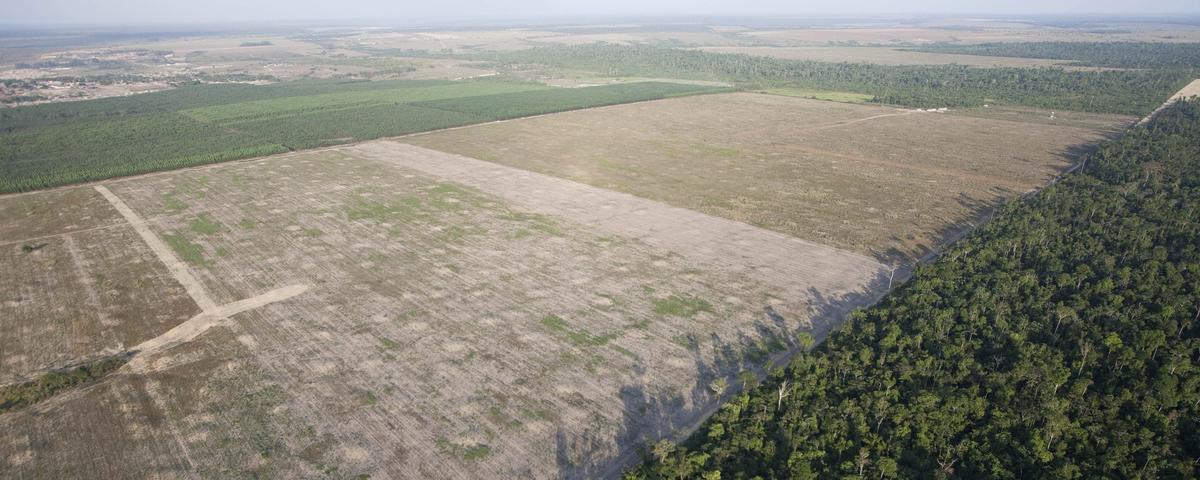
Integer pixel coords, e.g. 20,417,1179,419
435,438,492,461
633,99,1200,479
188,213,222,235
540,314,619,348
652,294,713,318
0,354,129,414
19,243,47,253
162,233,209,266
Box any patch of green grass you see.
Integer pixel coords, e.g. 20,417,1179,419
486,406,524,430
20,242,47,253
238,218,258,229
163,233,208,266
758,88,875,103
653,294,713,318
499,211,563,236
162,194,188,212
612,345,638,359
540,314,619,347
671,335,695,349
188,213,222,235
378,337,401,350
0,354,129,414
434,438,492,462
427,183,489,211
541,314,570,332
437,225,487,244
344,196,421,222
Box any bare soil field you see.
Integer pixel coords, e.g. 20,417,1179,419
0,145,889,477
406,92,1132,261
0,188,198,384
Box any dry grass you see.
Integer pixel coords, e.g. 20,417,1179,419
406,92,1132,261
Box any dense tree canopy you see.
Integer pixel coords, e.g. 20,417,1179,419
907,42,1200,70
483,44,1193,115
632,99,1200,479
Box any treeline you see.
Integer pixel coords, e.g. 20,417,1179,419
482,44,1191,115
631,99,1200,479
907,42,1200,70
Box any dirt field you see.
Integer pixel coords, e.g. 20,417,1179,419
405,92,1132,261
0,188,199,384
0,144,889,477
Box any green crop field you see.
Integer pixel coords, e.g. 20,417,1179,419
0,79,726,193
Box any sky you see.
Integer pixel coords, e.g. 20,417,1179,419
5,0,1200,25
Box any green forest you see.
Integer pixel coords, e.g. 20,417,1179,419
631,99,1200,479
0,79,723,193
907,42,1200,70
483,44,1193,115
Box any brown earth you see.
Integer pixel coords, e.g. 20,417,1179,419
405,92,1132,261
0,145,888,478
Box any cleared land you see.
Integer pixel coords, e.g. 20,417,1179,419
0,145,888,478
406,92,1132,261
0,188,198,384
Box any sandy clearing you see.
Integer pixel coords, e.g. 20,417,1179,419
346,141,894,333
95,184,218,313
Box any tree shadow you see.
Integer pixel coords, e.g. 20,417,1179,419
869,138,1104,269
553,267,895,478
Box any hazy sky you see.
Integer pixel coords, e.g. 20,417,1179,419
7,0,1200,25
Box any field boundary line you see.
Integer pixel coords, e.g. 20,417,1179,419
94,184,219,312
126,284,309,372
94,184,312,366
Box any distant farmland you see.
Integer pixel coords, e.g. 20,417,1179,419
0,79,726,193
